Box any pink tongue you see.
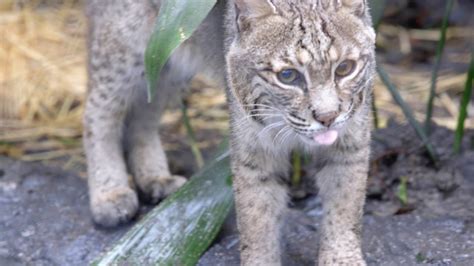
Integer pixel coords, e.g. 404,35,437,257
313,130,338,145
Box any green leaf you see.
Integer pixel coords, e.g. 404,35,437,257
424,0,455,134
416,252,427,263
93,149,233,266
145,0,217,101
368,0,386,29
454,52,474,154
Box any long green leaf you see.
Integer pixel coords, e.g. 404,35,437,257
377,65,439,165
424,0,455,134
368,0,386,29
454,52,474,153
93,150,233,266
145,0,217,101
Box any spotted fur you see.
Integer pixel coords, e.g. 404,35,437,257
85,0,375,264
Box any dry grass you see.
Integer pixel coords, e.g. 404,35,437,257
0,0,472,170
0,0,86,170
373,67,471,129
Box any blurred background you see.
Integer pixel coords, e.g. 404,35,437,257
0,0,473,176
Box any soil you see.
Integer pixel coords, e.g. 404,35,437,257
1,123,473,265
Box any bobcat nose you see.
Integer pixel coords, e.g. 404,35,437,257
313,111,339,127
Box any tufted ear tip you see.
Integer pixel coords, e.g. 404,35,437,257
234,0,277,19
234,0,277,33
340,0,368,17
318,0,369,18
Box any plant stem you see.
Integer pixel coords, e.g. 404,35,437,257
182,98,204,169
454,52,474,154
291,151,302,187
397,176,408,206
424,0,455,134
377,64,439,165
371,94,380,129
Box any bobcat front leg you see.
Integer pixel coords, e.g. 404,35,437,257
316,128,370,266
230,127,289,266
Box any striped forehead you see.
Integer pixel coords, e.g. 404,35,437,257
268,14,333,70
270,12,365,71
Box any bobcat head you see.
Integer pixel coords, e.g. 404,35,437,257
226,0,376,147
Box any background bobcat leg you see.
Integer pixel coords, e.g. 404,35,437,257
83,57,138,227
126,75,186,203
84,0,154,226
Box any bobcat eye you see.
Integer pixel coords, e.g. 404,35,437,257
335,60,356,77
277,69,301,85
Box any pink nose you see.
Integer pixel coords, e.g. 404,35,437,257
313,111,339,127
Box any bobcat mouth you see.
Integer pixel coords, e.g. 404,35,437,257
313,130,339,145
297,129,340,146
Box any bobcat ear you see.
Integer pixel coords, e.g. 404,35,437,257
234,0,277,18
319,0,367,18
234,0,277,31
340,0,367,18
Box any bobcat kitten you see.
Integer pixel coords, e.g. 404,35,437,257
84,0,375,265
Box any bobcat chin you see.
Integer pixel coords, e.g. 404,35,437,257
84,0,375,264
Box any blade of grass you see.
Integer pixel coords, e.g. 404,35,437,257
371,95,380,129
368,0,386,128
377,64,439,165
291,151,302,187
182,98,204,168
454,52,474,153
145,0,217,101
424,0,455,134
397,176,409,206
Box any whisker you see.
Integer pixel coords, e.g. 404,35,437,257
287,121,310,128
247,108,280,116
257,121,285,139
287,123,311,130
277,127,293,147
288,113,307,123
279,127,294,147
273,125,289,146
235,113,281,121
290,126,312,133
242,104,279,111
232,113,282,128
232,115,279,132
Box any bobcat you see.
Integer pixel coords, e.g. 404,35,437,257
84,0,376,265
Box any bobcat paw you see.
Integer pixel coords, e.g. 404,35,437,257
138,175,187,204
90,186,139,227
